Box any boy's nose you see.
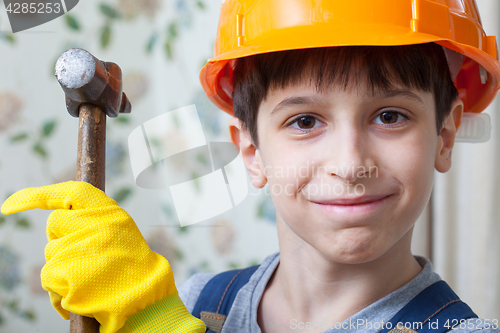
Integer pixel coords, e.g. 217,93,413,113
325,129,376,183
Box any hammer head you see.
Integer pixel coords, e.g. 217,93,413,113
55,48,131,118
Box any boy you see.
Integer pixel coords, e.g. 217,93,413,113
2,0,500,332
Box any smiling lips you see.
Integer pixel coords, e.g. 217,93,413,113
311,194,394,214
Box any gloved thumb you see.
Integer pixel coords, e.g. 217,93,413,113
1,181,112,215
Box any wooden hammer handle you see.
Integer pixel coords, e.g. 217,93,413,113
70,313,100,333
76,104,106,191
71,103,106,333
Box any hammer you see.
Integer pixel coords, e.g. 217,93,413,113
54,48,131,333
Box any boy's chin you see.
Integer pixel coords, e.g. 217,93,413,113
312,234,399,265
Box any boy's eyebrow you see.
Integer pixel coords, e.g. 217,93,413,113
270,89,426,116
270,96,327,116
374,89,426,107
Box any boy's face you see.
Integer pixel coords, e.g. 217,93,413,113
234,74,462,264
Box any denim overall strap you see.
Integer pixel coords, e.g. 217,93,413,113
192,265,260,333
381,280,478,333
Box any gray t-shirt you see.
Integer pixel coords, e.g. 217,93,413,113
179,253,499,333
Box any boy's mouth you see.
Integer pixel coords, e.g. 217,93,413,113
312,194,393,205
310,194,394,214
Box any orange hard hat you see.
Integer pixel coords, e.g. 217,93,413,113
199,0,500,116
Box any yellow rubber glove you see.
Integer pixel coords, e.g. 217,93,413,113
1,181,205,333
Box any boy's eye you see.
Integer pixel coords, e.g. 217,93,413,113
289,115,323,130
373,111,408,126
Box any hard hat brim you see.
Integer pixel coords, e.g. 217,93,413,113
200,25,500,115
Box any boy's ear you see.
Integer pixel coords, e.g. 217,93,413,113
435,98,464,173
229,117,267,188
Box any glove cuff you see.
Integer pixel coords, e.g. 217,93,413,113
117,294,206,333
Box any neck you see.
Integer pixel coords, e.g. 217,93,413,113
272,216,422,325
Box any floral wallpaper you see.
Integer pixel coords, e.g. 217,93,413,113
0,0,279,331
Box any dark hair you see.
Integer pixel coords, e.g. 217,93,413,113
232,43,459,147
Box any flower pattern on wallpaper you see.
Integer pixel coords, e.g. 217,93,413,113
211,218,236,255
106,140,127,179
28,265,46,295
0,92,22,132
0,245,36,325
123,71,151,103
191,89,223,136
146,229,181,271
0,246,20,291
117,0,161,20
